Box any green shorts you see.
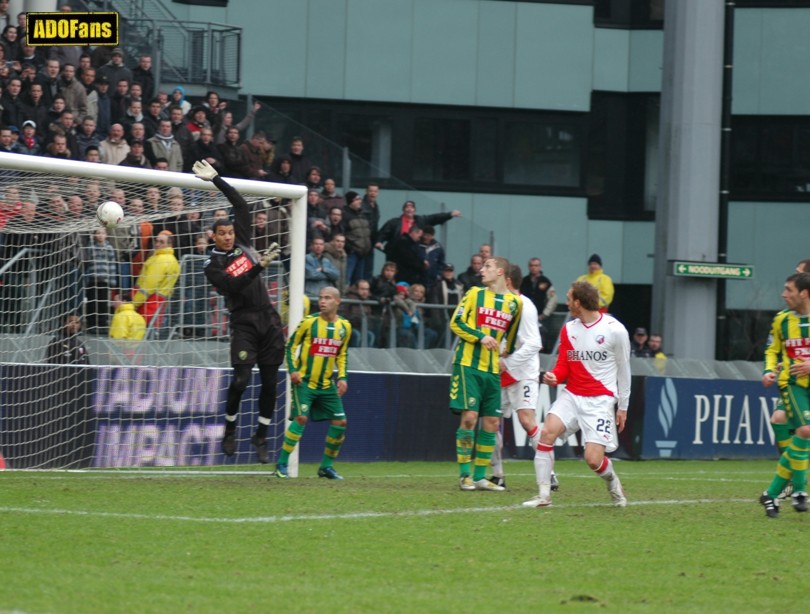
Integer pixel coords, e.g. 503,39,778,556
779,385,810,430
449,364,502,417
291,383,346,422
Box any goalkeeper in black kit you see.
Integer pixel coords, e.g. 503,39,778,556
194,159,284,463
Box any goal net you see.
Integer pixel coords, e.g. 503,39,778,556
0,153,307,470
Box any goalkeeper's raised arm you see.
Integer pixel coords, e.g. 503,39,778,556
193,159,253,246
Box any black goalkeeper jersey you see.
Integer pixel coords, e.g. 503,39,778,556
204,176,277,318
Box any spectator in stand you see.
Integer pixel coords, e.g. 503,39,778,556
420,225,445,292
119,137,151,169
218,125,249,178
479,243,493,261
110,78,131,124
75,116,101,160
109,296,147,341
45,133,72,159
185,105,210,140
24,82,48,136
324,232,348,293
387,224,428,286
520,257,558,323
128,121,147,145
268,155,294,184
16,119,41,155
323,206,347,241
395,282,437,349
20,45,42,73
202,89,226,125
92,74,111,137
0,124,19,152
82,226,118,334
212,102,259,146
120,98,144,136
241,130,270,179
192,126,223,174
17,119,45,156
46,109,79,158
58,63,87,120
97,47,132,90
320,178,345,210
631,327,652,357
1,24,19,62
132,230,180,329
168,105,194,170
647,333,667,360
576,253,615,313
142,97,162,138
0,2,9,32
1,75,25,128
84,145,101,163
126,197,154,279
153,158,170,171
127,81,144,105
307,189,328,242
278,135,312,184
169,86,191,116
181,234,212,338
147,119,183,172
36,58,61,107
156,189,203,259
304,236,339,300
428,263,464,347
305,166,323,191
362,183,382,281
343,190,374,285
344,279,377,347
375,200,461,259
458,253,484,291
45,313,89,365
99,123,129,165
132,54,154,101
370,261,398,306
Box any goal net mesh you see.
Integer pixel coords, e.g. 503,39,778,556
0,156,304,469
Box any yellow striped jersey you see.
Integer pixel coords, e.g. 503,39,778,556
450,286,522,373
286,313,352,389
764,308,810,388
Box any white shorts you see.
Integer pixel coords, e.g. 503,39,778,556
500,379,538,419
548,389,619,453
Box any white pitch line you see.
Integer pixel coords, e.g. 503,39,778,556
0,498,754,524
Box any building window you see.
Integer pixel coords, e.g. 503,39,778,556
731,118,810,198
413,118,471,182
503,120,581,187
595,0,664,28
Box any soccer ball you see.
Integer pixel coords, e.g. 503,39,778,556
96,201,124,228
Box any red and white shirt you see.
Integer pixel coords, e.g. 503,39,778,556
550,313,631,410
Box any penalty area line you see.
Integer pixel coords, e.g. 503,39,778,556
0,498,754,524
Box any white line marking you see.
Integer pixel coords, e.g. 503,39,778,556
0,499,754,524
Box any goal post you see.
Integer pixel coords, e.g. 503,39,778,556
0,152,307,470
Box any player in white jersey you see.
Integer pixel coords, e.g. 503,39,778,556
523,280,631,508
489,264,558,490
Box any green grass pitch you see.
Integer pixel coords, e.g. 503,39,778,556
1,459,806,613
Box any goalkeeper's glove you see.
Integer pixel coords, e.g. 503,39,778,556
192,159,219,182
259,243,280,268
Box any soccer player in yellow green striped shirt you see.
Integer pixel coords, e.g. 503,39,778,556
760,272,810,517
449,256,521,491
276,287,352,480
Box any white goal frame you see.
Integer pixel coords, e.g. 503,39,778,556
0,152,308,474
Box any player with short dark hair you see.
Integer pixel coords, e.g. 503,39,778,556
277,286,351,480
194,159,283,463
450,256,522,492
759,272,810,517
523,280,631,508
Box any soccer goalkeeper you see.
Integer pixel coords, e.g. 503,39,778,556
194,159,284,463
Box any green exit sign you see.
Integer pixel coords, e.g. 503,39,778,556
671,261,754,279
